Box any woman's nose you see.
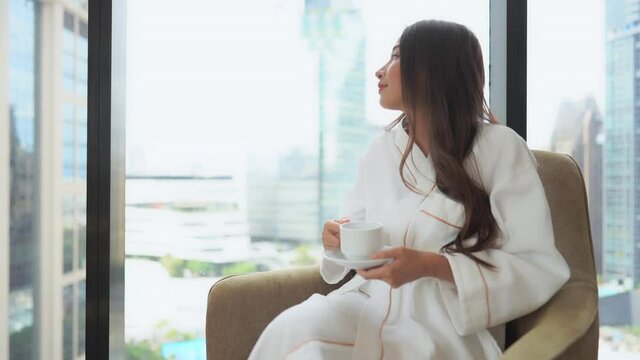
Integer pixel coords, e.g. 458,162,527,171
375,69,383,79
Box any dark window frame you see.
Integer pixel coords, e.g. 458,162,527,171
506,0,527,139
86,0,125,358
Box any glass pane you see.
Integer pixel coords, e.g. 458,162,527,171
63,103,75,180
63,195,74,273
75,23,87,97
4,1,88,359
63,27,75,93
77,281,86,355
63,11,74,31
76,106,87,180
77,195,86,270
8,0,37,358
528,0,640,357
125,0,490,358
63,285,73,360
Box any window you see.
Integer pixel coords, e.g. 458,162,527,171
63,103,75,180
62,12,88,97
76,21,88,97
64,195,74,273
6,1,37,358
2,1,88,359
124,0,490,357
528,0,640,356
63,12,75,93
63,285,73,360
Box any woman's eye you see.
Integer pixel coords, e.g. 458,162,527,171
391,54,400,59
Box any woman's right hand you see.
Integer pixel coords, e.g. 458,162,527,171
322,218,350,251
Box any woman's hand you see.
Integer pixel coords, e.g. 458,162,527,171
322,217,351,251
356,247,455,288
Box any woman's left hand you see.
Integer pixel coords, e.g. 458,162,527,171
356,246,454,288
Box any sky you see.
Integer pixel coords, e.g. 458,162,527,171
126,0,605,177
528,0,605,149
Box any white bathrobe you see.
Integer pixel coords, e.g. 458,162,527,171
249,122,571,360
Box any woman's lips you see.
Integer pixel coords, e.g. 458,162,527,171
378,84,387,93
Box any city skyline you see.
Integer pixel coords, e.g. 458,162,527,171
125,0,491,178
124,0,607,179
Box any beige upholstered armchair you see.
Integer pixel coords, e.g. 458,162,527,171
205,150,599,359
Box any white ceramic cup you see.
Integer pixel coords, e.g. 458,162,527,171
340,221,384,260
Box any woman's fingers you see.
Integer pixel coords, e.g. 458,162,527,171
326,220,348,237
357,264,390,280
327,234,340,249
370,246,402,259
322,218,351,250
322,222,341,250
323,220,340,235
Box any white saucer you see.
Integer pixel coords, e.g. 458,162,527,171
323,247,393,270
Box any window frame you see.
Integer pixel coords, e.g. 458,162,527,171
86,0,126,358
84,0,527,358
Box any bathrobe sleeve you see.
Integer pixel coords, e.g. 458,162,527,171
438,125,571,336
319,155,368,284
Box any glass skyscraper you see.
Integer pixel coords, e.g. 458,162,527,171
604,0,640,289
550,97,604,276
8,0,37,358
303,0,375,225
247,0,376,245
2,0,88,359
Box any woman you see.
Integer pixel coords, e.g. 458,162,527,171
249,20,570,360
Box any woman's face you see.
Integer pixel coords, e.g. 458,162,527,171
375,43,403,111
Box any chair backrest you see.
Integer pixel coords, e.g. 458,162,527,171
504,151,599,351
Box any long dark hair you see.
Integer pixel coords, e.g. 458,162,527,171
387,20,499,268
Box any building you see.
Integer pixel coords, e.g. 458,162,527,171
1,0,88,359
247,149,320,244
550,97,604,275
125,176,253,264
302,0,376,225
247,0,377,245
604,0,640,289
599,288,640,326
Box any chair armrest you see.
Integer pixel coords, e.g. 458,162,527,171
206,266,354,360
502,282,599,360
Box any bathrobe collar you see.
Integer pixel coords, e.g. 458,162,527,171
393,121,436,193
